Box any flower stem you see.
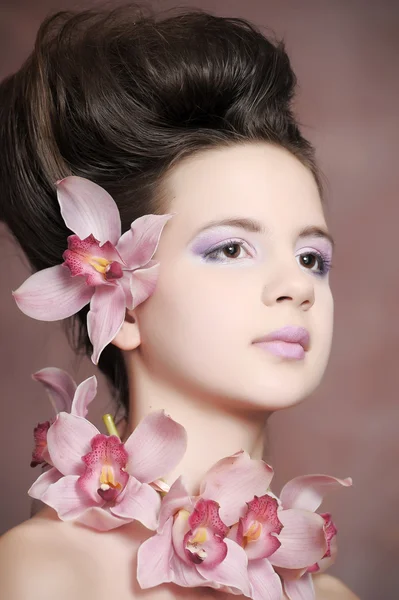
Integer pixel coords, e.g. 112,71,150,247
102,414,120,439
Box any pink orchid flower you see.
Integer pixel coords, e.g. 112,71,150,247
30,367,97,469
270,474,352,600
137,450,278,598
201,453,334,600
29,410,187,532
12,176,173,364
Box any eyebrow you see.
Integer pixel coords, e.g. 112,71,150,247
193,217,335,249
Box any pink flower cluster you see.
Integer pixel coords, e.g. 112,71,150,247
19,176,352,600
29,367,352,600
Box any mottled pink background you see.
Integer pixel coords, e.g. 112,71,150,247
0,1,397,598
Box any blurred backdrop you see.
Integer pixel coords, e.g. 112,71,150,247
0,1,398,598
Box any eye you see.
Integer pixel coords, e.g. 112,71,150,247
296,250,332,276
203,240,251,262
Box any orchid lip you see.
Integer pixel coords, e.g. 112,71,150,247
253,326,310,351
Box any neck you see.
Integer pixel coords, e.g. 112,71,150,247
120,353,269,496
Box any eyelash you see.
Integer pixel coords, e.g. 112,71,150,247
203,239,333,276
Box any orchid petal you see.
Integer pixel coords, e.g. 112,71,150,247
130,263,160,309
74,506,132,531
57,176,121,245
284,572,315,600
269,509,327,569
159,476,193,532
137,517,174,588
310,533,338,573
172,507,192,565
124,410,187,484
196,538,251,597
119,272,134,309
116,214,173,269
28,466,62,500
170,553,209,588
247,559,283,600
201,450,274,526
32,367,77,415
280,475,352,512
46,413,99,475
87,284,126,365
71,375,97,417
41,474,99,520
12,264,93,321
111,476,161,530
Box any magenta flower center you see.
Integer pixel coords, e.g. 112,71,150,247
80,434,130,504
97,461,125,502
185,527,209,563
30,420,52,468
242,519,262,547
62,234,124,286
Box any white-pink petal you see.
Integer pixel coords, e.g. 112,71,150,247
280,474,352,512
111,476,161,530
159,476,193,532
87,284,126,365
137,517,175,588
269,509,327,569
41,474,98,520
130,263,161,309
124,410,187,484
196,538,251,597
201,451,274,526
71,375,97,417
46,413,99,475
74,507,132,531
170,553,209,588
32,367,77,415
284,572,315,600
28,467,62,500
116,214,173,269
12,264,93,321
247,558,283,600
57,176,121,245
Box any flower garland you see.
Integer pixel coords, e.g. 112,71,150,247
14,176,352,600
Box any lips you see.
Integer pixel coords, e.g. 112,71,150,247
253,326,310,351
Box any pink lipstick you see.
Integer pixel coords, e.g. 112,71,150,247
253,326,310,360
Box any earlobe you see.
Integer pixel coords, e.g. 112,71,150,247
111,311,141,351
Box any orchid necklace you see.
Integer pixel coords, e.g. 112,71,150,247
13,176,352,600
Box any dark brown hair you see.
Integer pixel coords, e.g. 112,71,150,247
0,3,321,418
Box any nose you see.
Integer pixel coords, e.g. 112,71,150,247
261,257,315,310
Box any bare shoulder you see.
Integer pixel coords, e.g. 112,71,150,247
313,574,360,600
0,512,98,600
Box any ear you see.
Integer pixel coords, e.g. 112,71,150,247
111,310,141,351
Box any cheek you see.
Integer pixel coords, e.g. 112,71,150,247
136,263,252,362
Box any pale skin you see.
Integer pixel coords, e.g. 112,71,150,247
0,143,359,599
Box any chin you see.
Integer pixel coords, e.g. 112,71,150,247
231,363,327,412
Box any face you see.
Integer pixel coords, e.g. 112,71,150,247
134,143,334,411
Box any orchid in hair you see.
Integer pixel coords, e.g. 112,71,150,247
12,176,173,364
269,474,352,600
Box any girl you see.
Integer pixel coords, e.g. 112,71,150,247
0,5,358,599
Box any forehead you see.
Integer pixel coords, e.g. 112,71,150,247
163,143,326,234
